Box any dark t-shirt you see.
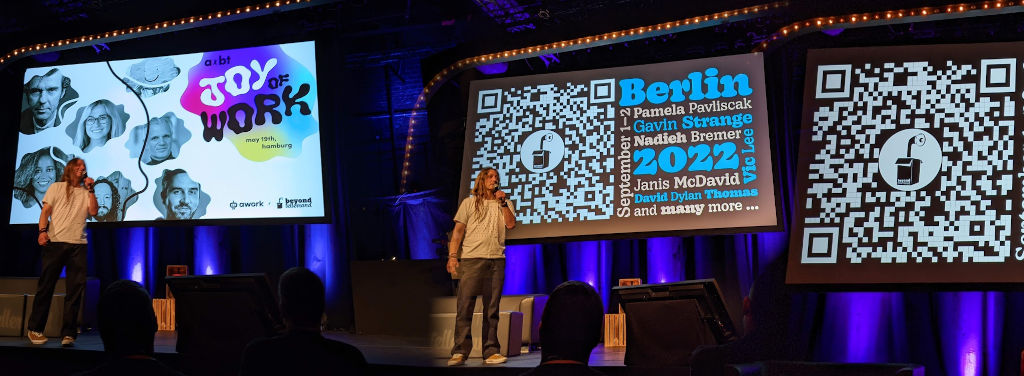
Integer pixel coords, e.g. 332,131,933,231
240,330,367,376
74,357,186,376
520,363,606,376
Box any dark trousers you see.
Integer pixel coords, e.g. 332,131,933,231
28,242,87,338
451,258,505,358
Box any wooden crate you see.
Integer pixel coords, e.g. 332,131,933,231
603,313,626,347
153,298,175,331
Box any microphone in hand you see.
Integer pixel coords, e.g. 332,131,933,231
83,176,95,190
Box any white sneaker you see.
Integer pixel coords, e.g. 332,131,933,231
27,330,47,345
484,353,507,364
61,336,75,347
447,353,466,366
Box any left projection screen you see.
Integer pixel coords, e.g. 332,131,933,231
10,41,325,225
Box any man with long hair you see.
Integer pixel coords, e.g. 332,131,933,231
446,168,517,366
28,157,98,347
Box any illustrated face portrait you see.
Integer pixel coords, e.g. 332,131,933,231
149,120,173,161
32,155,56,194
111,177,132,203
26,73,64,125
85,105,112,141
165,173,199,220
95,183,113,217
126,58,180,98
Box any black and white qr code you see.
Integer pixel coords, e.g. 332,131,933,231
471,80,616,225
802,59,1014,264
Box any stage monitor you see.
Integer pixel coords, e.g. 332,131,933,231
10,41,327,226
166,273,284,356
460,53,780,242
790,41,1024,285
613,279,737,367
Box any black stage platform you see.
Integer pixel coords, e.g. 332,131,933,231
0,331,671,376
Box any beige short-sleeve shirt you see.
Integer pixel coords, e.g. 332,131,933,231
454,196,515,259
41,182,90,244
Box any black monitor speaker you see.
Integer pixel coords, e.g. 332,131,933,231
613,279,737,367
166,273,284,374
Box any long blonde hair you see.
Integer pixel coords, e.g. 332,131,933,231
61,158,84,200
472,168,496,214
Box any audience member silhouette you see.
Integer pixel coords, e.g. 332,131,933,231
240,267,367,376
521,280,606,376
75,280,185,376
689,256,806,376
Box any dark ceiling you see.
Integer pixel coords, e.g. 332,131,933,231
0,0,992,71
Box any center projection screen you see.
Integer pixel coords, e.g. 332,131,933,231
789,41,1024,285
460,53,780,241
10,41,325,225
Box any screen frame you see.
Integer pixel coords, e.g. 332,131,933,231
459,54,786,243
5,39,334,229
787,42,1024,288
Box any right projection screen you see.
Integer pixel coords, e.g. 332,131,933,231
789,42,1024,285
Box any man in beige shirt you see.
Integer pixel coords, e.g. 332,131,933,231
28,157,98,347
446,168,516,366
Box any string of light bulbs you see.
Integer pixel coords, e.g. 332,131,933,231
755,1,1024,51
0,0,330,66
398,2,789,192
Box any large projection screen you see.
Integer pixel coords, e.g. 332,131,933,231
789,42,1024,285
10,41,326,225
460,53,780,241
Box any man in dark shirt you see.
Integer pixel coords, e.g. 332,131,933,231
521,281,606,376
240,267,367,375
76,280,185,376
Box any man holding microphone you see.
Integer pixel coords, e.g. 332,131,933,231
27,157,97,347
446,168,516,366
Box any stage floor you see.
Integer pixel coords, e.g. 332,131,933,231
0,330,629,373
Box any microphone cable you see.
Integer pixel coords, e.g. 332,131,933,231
106,60,151,221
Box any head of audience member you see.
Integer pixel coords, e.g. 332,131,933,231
98,280,157,357
75,99,124,152
539,281,605,364
743,255,790,340
91,179,120,222
159,169,200,220
13,147,68,208
24,68,68,128
278,267,325,332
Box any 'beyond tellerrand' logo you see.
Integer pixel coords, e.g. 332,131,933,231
277,197,313,209
229,200,265,210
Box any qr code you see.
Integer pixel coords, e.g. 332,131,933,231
471,80,616,224
803,59,1013,264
